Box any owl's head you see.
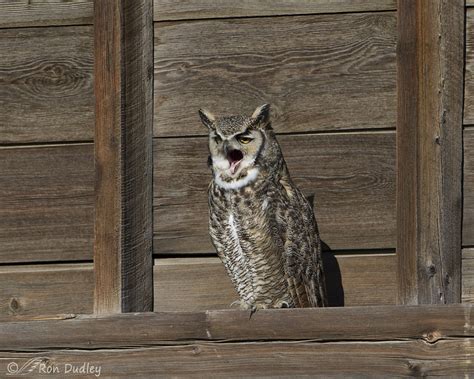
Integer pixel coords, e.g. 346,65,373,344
199,104,273,188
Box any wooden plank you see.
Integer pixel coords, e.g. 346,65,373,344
464,129,474,245
0,26,94,144
463,249,474,303
0,0,397,28
94,0,154,313
154,12,396,137
396,0,464,304
0,144,93,263
153,0,397,21
0,253,394,318
0,305,473,350
0,0,93,28
154,254,397,310
1,251,474,318
466,10,474,125
0,340,472,377
469,1,474,6
0,264,92,319
154,131,396,254
0,131,397,263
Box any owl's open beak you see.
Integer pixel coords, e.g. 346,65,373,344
227,149,243,175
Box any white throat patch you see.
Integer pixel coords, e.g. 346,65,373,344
214,168,259,190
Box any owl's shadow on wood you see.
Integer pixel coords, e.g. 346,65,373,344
306,194,345,307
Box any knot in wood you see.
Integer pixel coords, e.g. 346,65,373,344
426,264,437,279
407,360,427,376
9,297,21,313
422,329,442,344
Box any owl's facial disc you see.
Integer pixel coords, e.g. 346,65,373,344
227,149,243,175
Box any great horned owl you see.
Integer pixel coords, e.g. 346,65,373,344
199,104,327,310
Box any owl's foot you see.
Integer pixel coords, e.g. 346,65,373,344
229,300,272,317
229,300,252,310
273,300,292,309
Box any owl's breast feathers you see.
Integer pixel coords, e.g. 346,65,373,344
208,170,327,309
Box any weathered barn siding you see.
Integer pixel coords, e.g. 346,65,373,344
0,1,96,319
150,3,400,314
0,305,473,377
464,8,474,253
154,132,396,255
0,0,93,28
0,1,473,316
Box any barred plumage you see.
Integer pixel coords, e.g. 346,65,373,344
200,104,327,310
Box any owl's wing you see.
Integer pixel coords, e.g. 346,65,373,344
279,186,327,308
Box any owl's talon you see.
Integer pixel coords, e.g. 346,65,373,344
274,300,291,308
229,300,241,308
249,305,257,319
229,300,253,311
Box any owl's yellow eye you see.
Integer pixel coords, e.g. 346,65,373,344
237,136,252,144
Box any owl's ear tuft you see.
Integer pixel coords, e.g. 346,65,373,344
251,104,271,128
198,109,216,130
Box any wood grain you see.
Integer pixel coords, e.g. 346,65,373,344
154,254,396,310
465,9,474,125
464,128,474,245
0,264,92,318
1,251,474,318
154,12,396,137
0,132,395,263
0,253,394,318
153,0,397,21
94,0,154,313
0,0,397,27
397,0,464,304
0,144,93,263
154,131,396,254
462,249,474,303
3,126,472,264
0,305,473,350
0,0,93,28
1,340,472,377
0,26,94,144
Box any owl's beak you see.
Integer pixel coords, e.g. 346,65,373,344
227,149,243,175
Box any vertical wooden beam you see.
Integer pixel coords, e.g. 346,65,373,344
94,0,153,313
397,0,464,304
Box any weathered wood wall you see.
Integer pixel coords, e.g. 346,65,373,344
462,6,474,300
0,305,473,377
0,0,473,317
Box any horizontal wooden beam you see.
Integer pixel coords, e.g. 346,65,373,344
0,1,93,28
154,12,396,137
0,253,395,318
0,305,472,350
153,0,397,21
2,128,474,264
154,132,396,254
0,0,398,28
0,26,94,144
0,144,93,263
0,340,471,377
0,264,93,319
154,254,397,310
